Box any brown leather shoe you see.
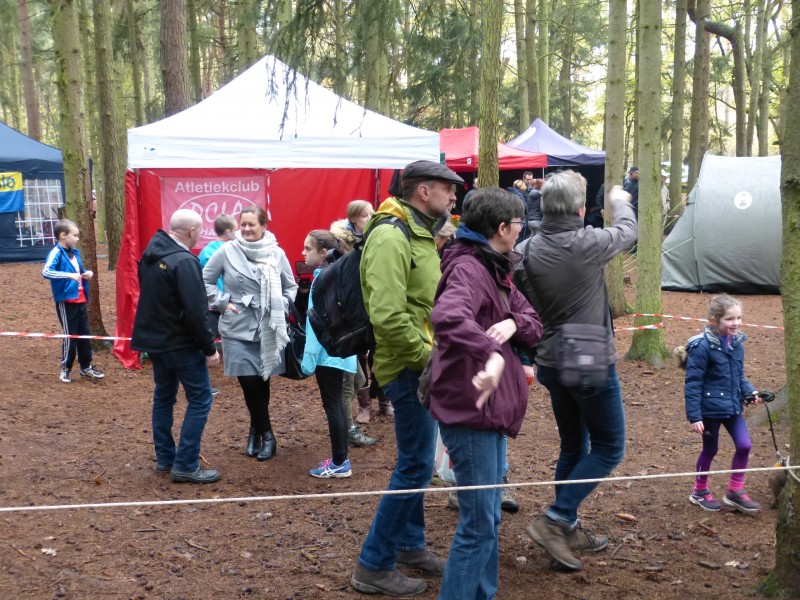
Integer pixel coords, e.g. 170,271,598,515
351,564,426,596
396,549,446,576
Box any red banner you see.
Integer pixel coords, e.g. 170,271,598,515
161,175,267,244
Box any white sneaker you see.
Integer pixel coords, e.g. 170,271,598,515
60,368,71,383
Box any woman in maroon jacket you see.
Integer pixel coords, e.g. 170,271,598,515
430,187,542,600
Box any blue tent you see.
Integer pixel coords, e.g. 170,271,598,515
506,118,605,166
0,122,64,262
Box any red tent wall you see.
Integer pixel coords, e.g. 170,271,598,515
114,167,389,369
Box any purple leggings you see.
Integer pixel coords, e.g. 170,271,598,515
694,414,752,492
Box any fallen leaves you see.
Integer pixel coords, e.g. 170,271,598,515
615,512,638,522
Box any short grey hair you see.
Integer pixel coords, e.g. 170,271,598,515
170,208,202,232
540,170,587,216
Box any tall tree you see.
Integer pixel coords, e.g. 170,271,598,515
687,0,711,189
49,0,105,335
187,0,203,102
625,0,668,366
768,0,800,592
669,0,688,225
525,0,541,119
93,0,126,270
604,0,627,319
514,0,530,130
235,0,259,74
537,0,550,122
747,0,768,155
477,0,503,187
127,0,145,125
17,0,41,140
557,11,575,137
161,0,191,117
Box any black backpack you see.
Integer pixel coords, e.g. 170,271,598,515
307,217,411,358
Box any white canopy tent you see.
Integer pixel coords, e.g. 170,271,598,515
128,55,440,169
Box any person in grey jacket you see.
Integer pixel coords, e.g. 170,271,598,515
514,171,637,572
202,206,297,461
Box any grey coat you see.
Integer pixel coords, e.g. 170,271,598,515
514,198,637,367
202,241,298,342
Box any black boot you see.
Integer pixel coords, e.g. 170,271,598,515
246,427,262,458
257,431,277,461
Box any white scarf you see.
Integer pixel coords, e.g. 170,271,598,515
234,230,289,379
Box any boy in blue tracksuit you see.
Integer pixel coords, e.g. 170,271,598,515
42,219,104,383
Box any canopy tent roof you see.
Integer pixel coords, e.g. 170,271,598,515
439,127,547,171
506,118,605,166
128,56,439,170
661,153,781,294
0,121,63,178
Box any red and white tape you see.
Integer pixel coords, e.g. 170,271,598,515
0,331,129,341
613,323,663,332
633,313,783,330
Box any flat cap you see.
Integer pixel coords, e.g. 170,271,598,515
402,160,464,185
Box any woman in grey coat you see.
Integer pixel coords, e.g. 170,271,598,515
203,206,298,460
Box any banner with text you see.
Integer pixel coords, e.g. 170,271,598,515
0,172,24,213
161,175,267,245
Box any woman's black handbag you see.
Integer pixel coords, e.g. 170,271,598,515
282,302,310,380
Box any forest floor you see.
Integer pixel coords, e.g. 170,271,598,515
0,251,791,600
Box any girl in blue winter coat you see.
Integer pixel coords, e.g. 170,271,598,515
684,294,761,513
301,229,357,479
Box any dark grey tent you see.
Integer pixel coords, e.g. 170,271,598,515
661,153,781,294
0,121,65,262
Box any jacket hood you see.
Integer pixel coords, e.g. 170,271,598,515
141,230,188,264
441,240,511,289
366,197,446,238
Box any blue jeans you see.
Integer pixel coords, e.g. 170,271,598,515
150,349,213,472
358,369,436,571
438,424,503,600
536,364,626,524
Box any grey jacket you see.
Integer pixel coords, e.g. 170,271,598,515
514,199,637,367
202,241,298,342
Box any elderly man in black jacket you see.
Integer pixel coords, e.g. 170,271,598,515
132,209,221,484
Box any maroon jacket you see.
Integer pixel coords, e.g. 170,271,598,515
429,242,542,437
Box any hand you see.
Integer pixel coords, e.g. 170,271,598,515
206,351,220,367
226,303,240,314
608,185,632,205
690,421,704,434
81,270,93,280
522,365,535,386
750,390,761,405
472,352,505,409
486,318,517,344
70,273,83,282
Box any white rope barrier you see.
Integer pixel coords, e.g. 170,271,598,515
0,464,796,515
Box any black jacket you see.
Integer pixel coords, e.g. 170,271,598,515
131,230,216,356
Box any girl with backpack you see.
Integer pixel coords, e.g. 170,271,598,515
301,229,357,478
684,294,761,513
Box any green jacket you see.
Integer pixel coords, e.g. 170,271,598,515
360,197,442,386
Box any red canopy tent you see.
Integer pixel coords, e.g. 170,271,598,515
439,127,547,171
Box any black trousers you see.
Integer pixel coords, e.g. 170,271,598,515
55,301,93,370
316,366,347,466
238,375,272,434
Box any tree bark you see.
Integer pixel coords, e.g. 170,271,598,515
558,11,574,137
669,0,688,229
766,0,800,592
625,0,668,366
49,0,105,335
525,0,540,120
537,0,550,122
126,0,145,126
604,0,628,319
333,0,348,97
17,0,42,140
93,0,126,270
187,0,203,102
514,0,530,131
687,0,710,190
477,0,502,187
746,0,767,155
160,0,191,118
364,2,382,112
236,0,258,74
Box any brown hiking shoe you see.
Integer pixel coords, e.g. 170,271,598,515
351,564,426,596
567,521,608,553
396,549,446,576
526,516,582,571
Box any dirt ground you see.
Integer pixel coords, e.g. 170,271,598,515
0,252,790,600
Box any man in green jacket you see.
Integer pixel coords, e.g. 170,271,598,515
351,161,463,597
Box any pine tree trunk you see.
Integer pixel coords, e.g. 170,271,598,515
525,0,540,120
625,0,668,366
364,2,381,112
477,0,502,187
537,0,550,122
668,0,687,229
757,40,773,156
767,1,800,591
187,0,203,102
127,0,145,126
558,12,574,137
236,0,258,74
514,0,530,131
746,0,767,155
333,0,348,97
161,0,190,118
93,0,126,270
687,0,710,190
604,0,628,319
49,0,106,336
17,0,42,140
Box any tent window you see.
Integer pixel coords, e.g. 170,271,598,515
16,179,63,247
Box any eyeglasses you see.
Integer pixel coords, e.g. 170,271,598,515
507,220,524,227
